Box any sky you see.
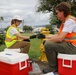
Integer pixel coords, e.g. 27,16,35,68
0,0,51,28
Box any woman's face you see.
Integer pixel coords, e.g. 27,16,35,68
15,20,22,26
55,10,64,21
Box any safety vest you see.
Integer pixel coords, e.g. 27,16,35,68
58,15,76,45
5,24,20,48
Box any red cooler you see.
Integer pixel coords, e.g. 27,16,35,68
0,51,29,75
58,53,76,75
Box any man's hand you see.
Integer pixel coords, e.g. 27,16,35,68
30,35,36,39
37,33,45,39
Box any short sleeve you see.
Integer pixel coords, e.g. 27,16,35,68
62,18,76,33
10,28,19,36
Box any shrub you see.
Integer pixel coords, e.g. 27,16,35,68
0,34,5,45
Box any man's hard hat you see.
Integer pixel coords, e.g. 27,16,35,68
12,15,22,21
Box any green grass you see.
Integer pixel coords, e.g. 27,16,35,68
23,33,41,60
29,38,41,60
0,45,6,52
0,33,41,60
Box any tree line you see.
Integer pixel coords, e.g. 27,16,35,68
37,0,76,27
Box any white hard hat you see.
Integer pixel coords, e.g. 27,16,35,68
12,15,22,20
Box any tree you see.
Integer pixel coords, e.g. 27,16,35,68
4,26,10,31
46,25,54,34
37,0,69,13
29,26,33,31
50,14,62,28
0,17,5,45
37,0,76,27
0,34,5,45
0,17,4,21
23,25,33,32
37,0,76,15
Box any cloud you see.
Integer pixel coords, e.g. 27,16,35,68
0,0,50,28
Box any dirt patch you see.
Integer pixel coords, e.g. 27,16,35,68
29,59,59,75
29,59,48,75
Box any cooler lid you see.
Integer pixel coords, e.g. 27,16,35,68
58,53,76,60
0,51,29,64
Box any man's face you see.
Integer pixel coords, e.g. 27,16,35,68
55,10,64,21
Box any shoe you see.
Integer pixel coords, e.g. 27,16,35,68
42,68,57,74
43,68,50,74
43,72,55,75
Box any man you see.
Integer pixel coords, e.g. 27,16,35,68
5,15,36,53
38,2,76,74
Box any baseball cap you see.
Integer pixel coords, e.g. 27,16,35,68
12,15,22,21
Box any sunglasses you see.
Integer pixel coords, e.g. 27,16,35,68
56,12,58,15
17,20,22,22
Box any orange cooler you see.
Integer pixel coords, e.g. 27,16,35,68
0,51,29,75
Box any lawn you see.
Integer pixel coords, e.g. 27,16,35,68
23,33,41,60
29,38,41,60
0,33,41,60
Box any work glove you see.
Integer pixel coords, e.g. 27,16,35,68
30,35,37,39
23,39,30,42
37,33,45,39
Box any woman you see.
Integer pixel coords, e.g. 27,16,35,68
5,15,36,53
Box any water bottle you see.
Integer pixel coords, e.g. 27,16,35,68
32,62,41,73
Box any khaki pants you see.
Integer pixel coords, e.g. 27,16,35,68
9,41,30,53
44,41,76,71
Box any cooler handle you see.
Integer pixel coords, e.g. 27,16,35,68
19,61,27,70
62,59,72,68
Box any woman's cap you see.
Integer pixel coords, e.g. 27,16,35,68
12,15,22,21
